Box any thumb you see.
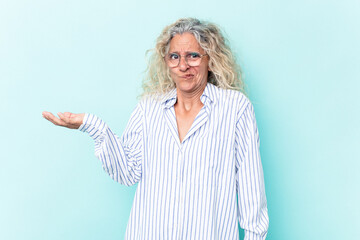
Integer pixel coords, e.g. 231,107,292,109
57,112,64,118
57,112,72,124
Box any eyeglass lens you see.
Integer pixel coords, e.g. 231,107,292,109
166,52,202,67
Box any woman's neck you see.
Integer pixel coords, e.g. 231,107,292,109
175,84,206,112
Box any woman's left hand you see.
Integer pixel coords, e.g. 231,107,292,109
42,111,85,129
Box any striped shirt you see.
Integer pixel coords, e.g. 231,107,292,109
79,83,269,240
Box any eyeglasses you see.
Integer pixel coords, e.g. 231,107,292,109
164,52,208,68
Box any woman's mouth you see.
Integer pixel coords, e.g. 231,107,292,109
181,74,194,79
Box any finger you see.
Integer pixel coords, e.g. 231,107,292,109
42,111,57,121
42,111,52,118
43,112,67,126
57,112,74,124
63,112,72,118
42,111,56,121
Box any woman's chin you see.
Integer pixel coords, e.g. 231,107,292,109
176,81,205,95
176,82,194,91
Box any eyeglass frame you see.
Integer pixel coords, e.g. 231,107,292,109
164,51,209,68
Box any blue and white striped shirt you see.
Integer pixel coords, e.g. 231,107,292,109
79,83,269,240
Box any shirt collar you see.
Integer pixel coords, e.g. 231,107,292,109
161,82,218,109
161,88,177,109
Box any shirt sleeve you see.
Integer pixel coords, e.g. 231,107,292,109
234,101,269,239
78,103,144,186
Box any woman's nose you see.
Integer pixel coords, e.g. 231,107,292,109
178,56,189,71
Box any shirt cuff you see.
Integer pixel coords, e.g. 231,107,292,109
244,230,267,240
78,113,107,140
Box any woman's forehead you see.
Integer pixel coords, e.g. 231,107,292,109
168,33,204,53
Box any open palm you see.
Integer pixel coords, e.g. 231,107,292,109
42,111,84,129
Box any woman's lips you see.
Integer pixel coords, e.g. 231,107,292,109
181,74,194,79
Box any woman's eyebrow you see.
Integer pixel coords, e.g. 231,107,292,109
168,51,199,54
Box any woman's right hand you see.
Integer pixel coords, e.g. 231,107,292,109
42,111,85,129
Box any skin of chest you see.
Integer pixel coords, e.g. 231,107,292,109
174,101,204,143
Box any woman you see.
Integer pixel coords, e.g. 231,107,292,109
43,18,269,239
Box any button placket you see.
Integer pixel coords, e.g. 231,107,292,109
178,146,186,239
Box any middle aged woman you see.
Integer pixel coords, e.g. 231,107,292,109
43,18,269,239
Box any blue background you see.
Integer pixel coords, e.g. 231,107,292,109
1,0,359,239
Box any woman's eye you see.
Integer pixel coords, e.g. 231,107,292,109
169,54,179,60
188,52,201,59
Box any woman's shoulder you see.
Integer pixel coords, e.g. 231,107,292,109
215,85,251,107
137,92,169,111
210,85,253,121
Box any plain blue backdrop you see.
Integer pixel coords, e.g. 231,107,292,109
1,0,359,239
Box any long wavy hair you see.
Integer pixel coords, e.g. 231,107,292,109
141,18,244,97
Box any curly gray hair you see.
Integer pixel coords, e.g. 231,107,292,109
142,18,244,96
